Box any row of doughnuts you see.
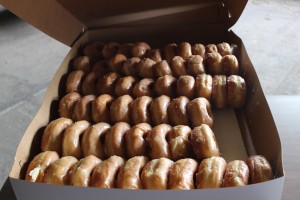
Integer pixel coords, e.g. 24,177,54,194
26,151,274,189
59,93,214,127
41,118,219,160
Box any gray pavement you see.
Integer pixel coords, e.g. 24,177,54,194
0,0,300,188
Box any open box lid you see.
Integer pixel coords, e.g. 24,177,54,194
0,0,247,46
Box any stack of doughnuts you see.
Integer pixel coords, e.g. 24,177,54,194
25,41,274,190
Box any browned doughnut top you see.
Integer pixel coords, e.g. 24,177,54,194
149,95,170,126
92,94,114,123
96,72,120,95
246,155,273,184
131,42,150,58
169,56,187,78
177,42,192,60
227,75,246,108
205,44,218,53
137,58,156,78
177,75,195,99
154,75,177,97
81,72,99,95
167,96,190,126
110,95,133,124
187,97,214,127
153,60,173,78
221,55,239,76
217,42,232,56
205,52,222,75
108,53,127,73
73,56,91,73
195,74,212,100
186,55,205,76
59,92,81,119
162,43,177,62
72,95,96,121
192,43,205,58
66,70,85,94
132,78,154,98
114,76,137,96
130,96,153,125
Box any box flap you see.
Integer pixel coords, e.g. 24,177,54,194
0,0,247,46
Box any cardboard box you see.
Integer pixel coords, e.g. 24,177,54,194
1,0,284,199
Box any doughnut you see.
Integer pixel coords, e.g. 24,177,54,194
96,72,120,95
73,56,91,73
137,58,156,78
91,94,114,123
246,155,273,184
153,60,173,78
187,97,214,127
41,117,73,154
90,155,125,188
81,72,99,95
186,55,205,76
167,125,193,161
177,42,192,60
116,156,149,189
222,160,249,187
141,158,173,190
131,42,151,58
221,55,239,75
91,60,109,75
205,44,218,53
102,42,120,59
130,96,153,124
147,124,172,159
162,43,177,62
110,95,133,124
149,95,170,125
43,156,78,185
217,42,232,56
196,156,226,188
125,123,152,158
108,53,127,73
191,124,220,160
114,76,137,96
132,78,154,98
168,158,198,190
69,155,101,187
194,74,212,100
167,96,190,126
122,57,140,77
169,56,187,78
154,75,177,97
81,122,111,159
72,95,96,121
212,75,227,109
177,75,195,99
59,92,81,119
118,43,133,57
205,52,222,75
191,43,205,58
145,49,162,62
104,122,131,158
62,120,91,159
66,70,85,94
227,75,246,108
25,151,59,182
83,41,105,58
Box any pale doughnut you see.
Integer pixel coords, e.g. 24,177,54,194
246,155,273,184
205,52,222,75
205,44,218,53
177,42,192,60
72,95,96,121
186,55,205,76
222,160,249,187
227,75,246,108
149,95,170,125
194,74,212,100
177,75,195,99
130,96,153,125
217,42,232,56
91,94,114,123
221,55,239,75
167,96,190,126
110,95,133,124
212,75,227,109
192,43,205,58
187,97,214,127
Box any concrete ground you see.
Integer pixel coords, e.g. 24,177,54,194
0,0,300,188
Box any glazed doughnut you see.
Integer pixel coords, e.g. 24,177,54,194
212,75,227,109
187,97,214,127
72,95,96,121
91,94,114,123
114,76,137,96
191,43,205,58
205,44,218,53
69,155,101,187
147,124,172,159
102,42,120,59
59,92,81,119
137,58,156,78
25,151,59,182
246,155,273,184
90,155,125,188
131,42,151,58
130,96,153,124
83,41,105,58
141,158,173,190
104,122,131,158
73,56,91,73
81,72,99,95
153,60,173,78
122,57,140,77
81,122,111,159
154,75,177,97
43,156,78,185
108,53,127,73
162,43,177,62
91,60,109,75
221,55,239,75
167,96,190,126
149,95,170,125
167,125,193,161
168,158,198,190
227,75,246,108
110,95,133,124
41,117,73,154
194,74,212,100
116,156,149,189
96,72,120,95
125,123,152,158
145,49,162,62
118,43,133,57
191,124,220,160
205,52,222,75
217,42,232,56
177,75,195,99
169,56,187,78
66,70,85,94
186,55,205,76
177,42,192,60
132,78,154,98
196,156,226,188
222,160,249,187
62,120,91,159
